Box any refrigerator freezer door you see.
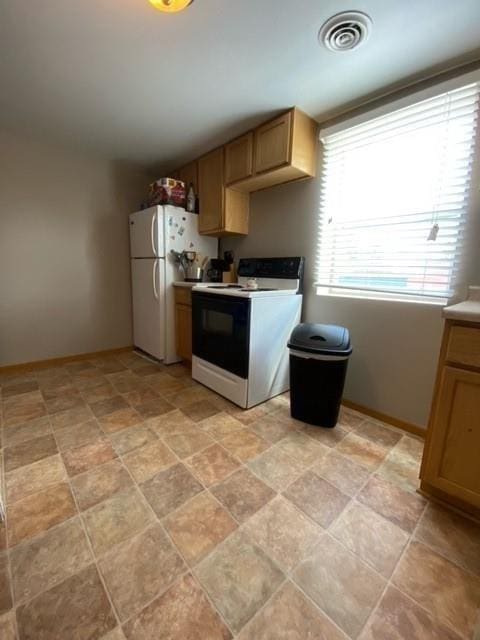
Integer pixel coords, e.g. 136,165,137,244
131,258,165,360
164,207,217,258
129,207,165,258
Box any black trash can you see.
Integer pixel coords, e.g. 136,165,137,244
288,323,352,428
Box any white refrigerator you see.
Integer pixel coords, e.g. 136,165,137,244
129,205,217,364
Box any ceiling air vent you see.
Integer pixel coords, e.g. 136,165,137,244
319,11,372,52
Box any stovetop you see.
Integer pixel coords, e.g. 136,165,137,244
192,257,304,298
206,285,277,292
192,282,298,298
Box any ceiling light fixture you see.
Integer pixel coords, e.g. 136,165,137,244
319,11,372,52
148,0,194,13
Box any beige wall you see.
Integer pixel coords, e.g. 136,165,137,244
223,171,463,429
222,65,480,429
0,130,150,367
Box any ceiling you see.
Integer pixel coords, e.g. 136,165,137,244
1,0,480,171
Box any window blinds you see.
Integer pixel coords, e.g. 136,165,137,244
316,81,480,300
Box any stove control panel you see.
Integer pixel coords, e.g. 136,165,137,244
237,257,305,280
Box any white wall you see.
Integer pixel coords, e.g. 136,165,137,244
0,130,151,367
223,170,461,429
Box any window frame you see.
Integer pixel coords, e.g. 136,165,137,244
315,69,480,306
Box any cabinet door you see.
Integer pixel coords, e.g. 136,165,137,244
424,366,480,507
225,133,253,185
254,111,292,174
178,161,198,193
198,148,224,234
175,303,192,361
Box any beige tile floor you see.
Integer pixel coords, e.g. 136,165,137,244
0,351,479,639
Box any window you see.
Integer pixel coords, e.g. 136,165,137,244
316,77,480,303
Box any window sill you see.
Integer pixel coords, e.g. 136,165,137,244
314,287,447,307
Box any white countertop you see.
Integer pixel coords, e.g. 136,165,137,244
173,281,200,288
443,286,480,322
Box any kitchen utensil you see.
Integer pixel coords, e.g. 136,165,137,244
184,266,204,282
184,251,197,263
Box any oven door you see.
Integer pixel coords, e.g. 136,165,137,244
192,292,250,378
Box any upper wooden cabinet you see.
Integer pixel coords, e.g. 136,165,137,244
225,133,253,185
225,108,318,193
198,148,224,234
254,111,292,173
169,106,318,237
198,147,249,237
177,161,198,193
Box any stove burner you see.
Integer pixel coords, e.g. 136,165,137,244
240,288,277,292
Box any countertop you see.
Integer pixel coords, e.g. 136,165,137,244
173,281,199,288
443,286,480,323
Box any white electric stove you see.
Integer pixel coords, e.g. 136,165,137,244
191,257,304,408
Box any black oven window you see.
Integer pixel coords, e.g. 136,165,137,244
192,292,250,379
202,310,233,336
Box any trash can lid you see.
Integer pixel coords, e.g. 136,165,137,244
288,323,352,356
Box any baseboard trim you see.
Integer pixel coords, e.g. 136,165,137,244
0,346,133,375
418,482,480,524
342,398,426,439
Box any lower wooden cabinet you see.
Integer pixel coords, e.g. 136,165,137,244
174,287,192,361
420,320,480,519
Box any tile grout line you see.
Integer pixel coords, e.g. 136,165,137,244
229,516,352,639
118,383,287,638
2,358,476,639
74,379,237,635
285,428,448,640
411,504,480,581
0,384,378,636
353,492,460,640
234,422,430,639
176,411,366,636
1,395,39,640
1,399,21,640
47,426,125,635
2,359,150,631
113,435,238,639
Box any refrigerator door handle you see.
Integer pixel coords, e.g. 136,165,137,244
152,259,159,300
151,210,157,257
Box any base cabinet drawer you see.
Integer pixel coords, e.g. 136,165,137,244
174,287,192,306
446,326,480,368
